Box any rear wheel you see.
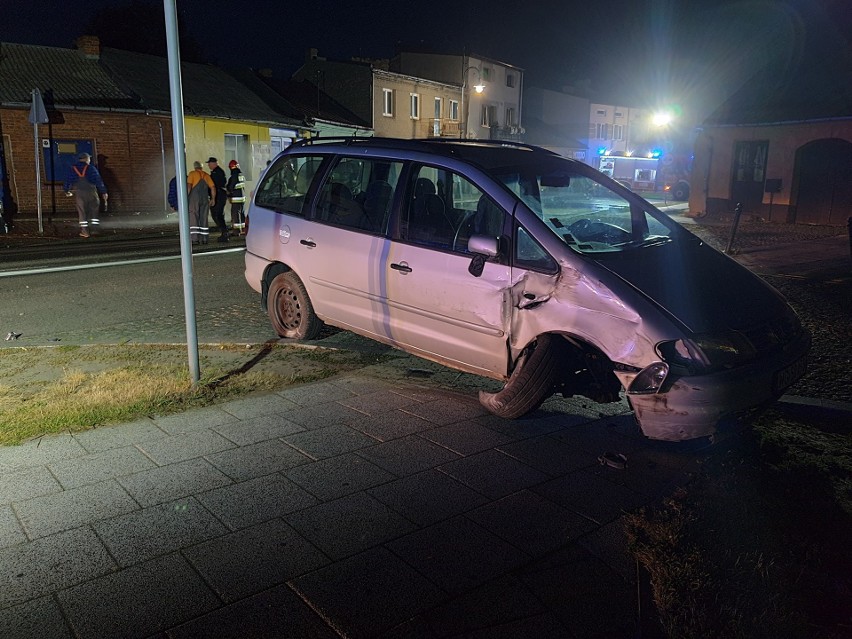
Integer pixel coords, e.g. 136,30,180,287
267,272,323,340
479,334,559,419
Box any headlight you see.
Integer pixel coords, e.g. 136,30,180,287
627,362,669,394
657,332,757,375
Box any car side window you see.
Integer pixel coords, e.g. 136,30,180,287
515,224,558,273
315,156,401,234
400,165,505,254
255,156,322,216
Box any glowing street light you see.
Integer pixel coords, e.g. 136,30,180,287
652,111,674,127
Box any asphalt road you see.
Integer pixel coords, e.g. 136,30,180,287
0,249,278,347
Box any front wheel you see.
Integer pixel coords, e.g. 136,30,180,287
267,272,323,340
479,334,559,419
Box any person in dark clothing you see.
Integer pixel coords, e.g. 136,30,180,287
167,176,178,211
226,159,246,234
207,157,229,242
63,152,108,237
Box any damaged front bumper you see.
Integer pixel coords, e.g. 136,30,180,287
614,333,811,442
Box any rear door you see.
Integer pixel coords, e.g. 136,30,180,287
293,155,404,340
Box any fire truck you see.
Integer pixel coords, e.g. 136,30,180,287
597,152,691,200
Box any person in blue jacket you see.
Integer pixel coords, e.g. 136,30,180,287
63,152,108,237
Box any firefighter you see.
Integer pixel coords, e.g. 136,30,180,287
226,159,246,234
63,152,108,237
187,161,216,245
207,157,229,242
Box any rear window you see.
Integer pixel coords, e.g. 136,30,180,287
314,156,403,234
255,155,324,216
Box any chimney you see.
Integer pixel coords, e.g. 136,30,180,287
74,35,101,59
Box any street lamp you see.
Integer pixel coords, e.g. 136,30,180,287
459,65,485,139
652,111,673,127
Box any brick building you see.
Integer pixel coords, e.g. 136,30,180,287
0,37,173,225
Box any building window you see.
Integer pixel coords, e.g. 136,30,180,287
615,111,624,118
449,100,459,120
481,105,497,128
592,123,609,139
613,124,624,141
481,67,491,81
224,133,251,179
410,93,420,119
734,141,769,182
505,107,516,127
434,97,442,119
506,74,515,88
382,88,393,116
596,109,607,116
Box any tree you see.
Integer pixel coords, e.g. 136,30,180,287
84,0,206,63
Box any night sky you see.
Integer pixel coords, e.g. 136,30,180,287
4,0,850,126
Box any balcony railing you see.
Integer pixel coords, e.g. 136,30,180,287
420,119,461,138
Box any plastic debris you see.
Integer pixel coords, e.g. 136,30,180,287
598,452,628,470
4,332,22,341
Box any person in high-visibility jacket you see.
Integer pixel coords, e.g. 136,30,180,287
187,161,216,245
63,152,108,238
226,159,247,234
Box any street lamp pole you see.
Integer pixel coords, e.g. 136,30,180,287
459,63,485,139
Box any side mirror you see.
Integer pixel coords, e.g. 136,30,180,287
467,235,498,278
468,234,498,257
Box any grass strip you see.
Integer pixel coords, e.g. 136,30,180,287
0,343,383,445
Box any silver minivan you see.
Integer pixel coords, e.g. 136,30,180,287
244,138,810,442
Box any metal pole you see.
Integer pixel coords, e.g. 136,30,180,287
158,121,168,212
459,57,466,139
725,202,744,254
33,92,43,234
164,0,200,384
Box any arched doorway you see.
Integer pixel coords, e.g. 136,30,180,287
791,138,852,225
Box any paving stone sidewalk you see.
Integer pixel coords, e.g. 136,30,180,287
0,368,704,638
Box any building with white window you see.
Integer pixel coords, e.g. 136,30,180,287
293,52,461,139
391,52,524,141
372,69,461,138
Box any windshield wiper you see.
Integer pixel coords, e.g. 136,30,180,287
617,236,673,249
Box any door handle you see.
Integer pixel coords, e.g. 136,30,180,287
300,239,316,248
390,261,412,274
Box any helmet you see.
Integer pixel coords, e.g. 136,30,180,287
228,160,239,169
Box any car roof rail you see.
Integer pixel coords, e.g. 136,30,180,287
423,138,558,155
286,136,558,158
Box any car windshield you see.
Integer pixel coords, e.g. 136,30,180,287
494,161,677,254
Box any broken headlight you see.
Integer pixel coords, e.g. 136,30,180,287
627,361,669,394
657,332,757,375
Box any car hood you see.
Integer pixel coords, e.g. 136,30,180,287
593,237,790,334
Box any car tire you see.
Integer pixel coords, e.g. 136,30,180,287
673,181,690,201
478,334,558,419
267,272,323,340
